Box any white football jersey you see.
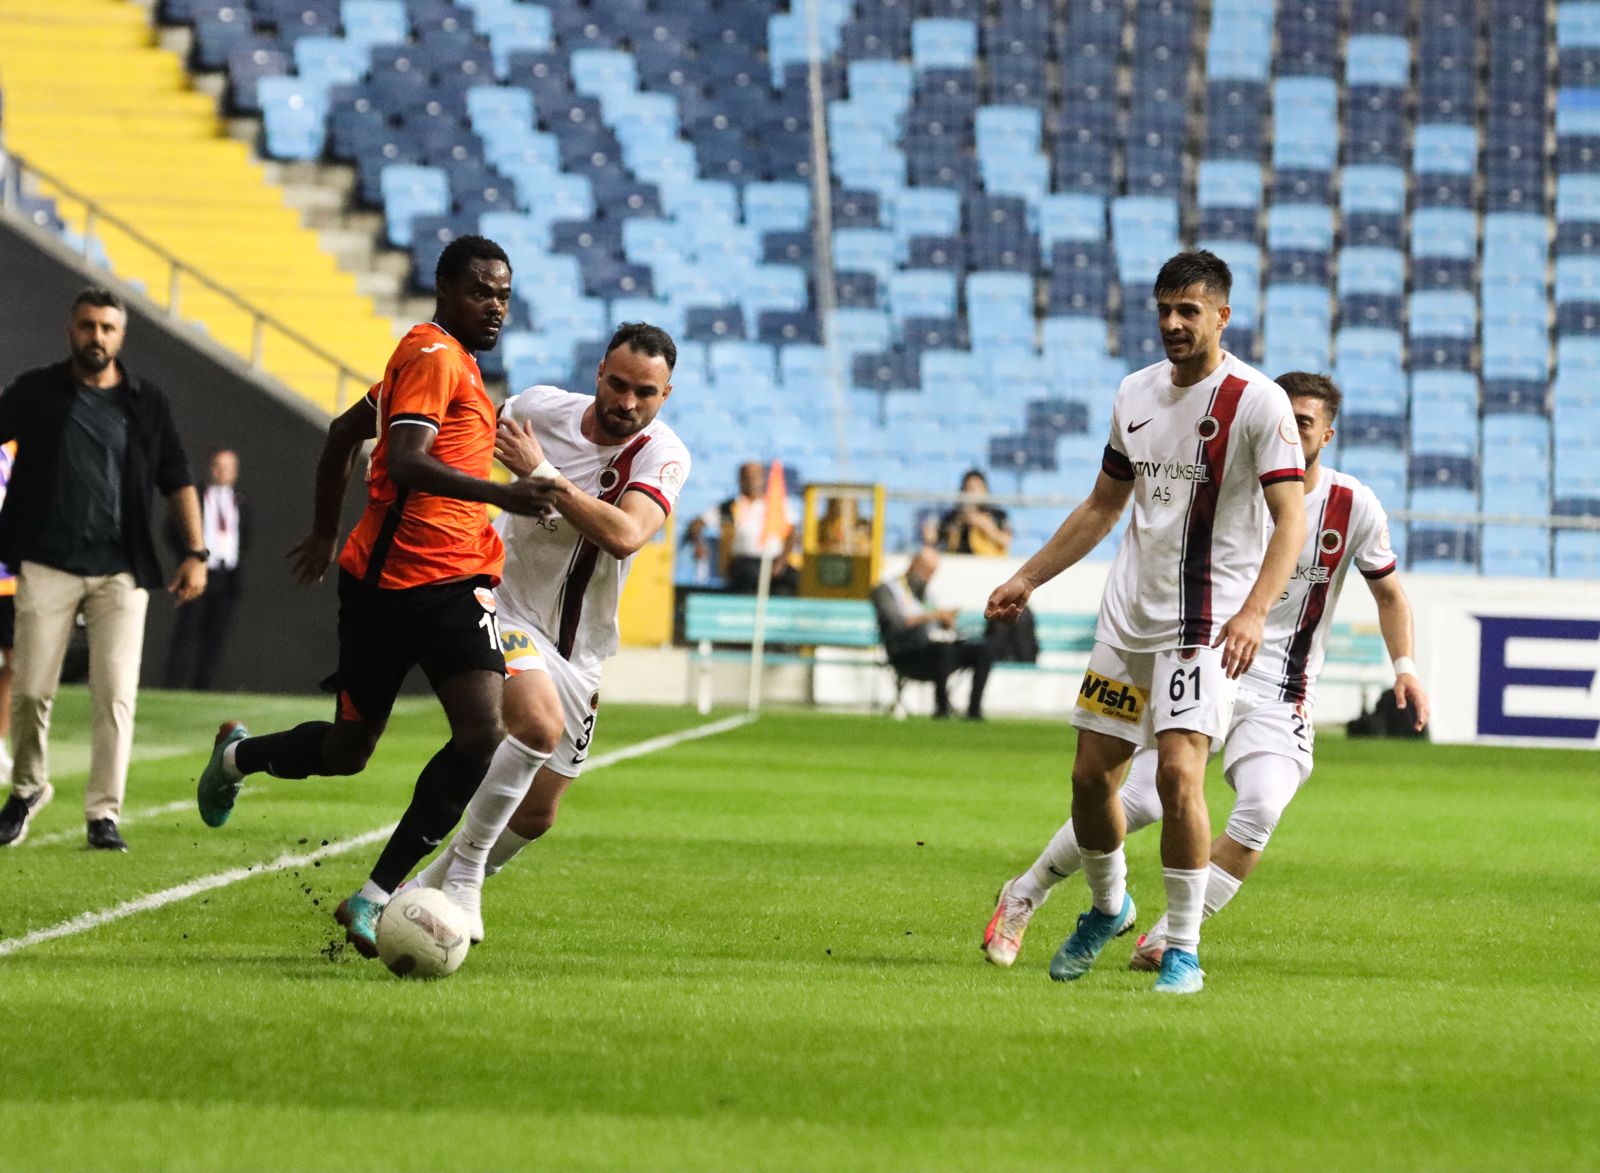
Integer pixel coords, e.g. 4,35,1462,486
496,386,691,672
1246,466,1396,705
1096,351,1305,652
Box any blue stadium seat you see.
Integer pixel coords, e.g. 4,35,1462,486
1267,204,1334,252
888,269,958,325
912,18,978,70
1412,123,1477,174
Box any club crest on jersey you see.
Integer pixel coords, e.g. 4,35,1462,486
1278,412,1299,444
1076,670,1147,723
474,588,497,613
588,691,600,712
1319,527,1345,555
599,467,621,493
1195,415,1221,441
1177,648,1199,662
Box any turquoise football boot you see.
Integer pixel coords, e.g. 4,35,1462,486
335,892,385,959
1047,894,1137,981
196,721,249,828
1152,948,1205,995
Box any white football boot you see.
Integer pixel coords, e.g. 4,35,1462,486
982,878,1038,967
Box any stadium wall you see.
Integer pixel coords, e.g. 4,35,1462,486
0,213,351,694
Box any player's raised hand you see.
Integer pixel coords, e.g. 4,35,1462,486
1214,607,1266,678
495,417,545,478
287,532,337,585
985,575,1032,623
1393,673,1430,731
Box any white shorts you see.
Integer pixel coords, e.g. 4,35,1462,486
497,609,601,779
1069,641,1237,754
1222,686,1315,784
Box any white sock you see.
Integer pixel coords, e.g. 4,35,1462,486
1203,861,1243,918
358,879,389,903
1013,818,1082,905
413,840,456,889
1162,867,1208,953
1144,911,1171,944
454,736,550,871
222,740,243,781
1080,845,1127,915
486,828,534,876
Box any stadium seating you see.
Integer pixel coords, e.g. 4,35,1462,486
16,0,1573,573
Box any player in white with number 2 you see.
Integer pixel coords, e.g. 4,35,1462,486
984,251,1307,994
985,372,1429,971
409,323,690,943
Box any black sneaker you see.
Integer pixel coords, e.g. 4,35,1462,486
87,818,128,852
0,782,54,846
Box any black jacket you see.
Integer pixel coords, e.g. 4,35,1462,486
0,360,194,590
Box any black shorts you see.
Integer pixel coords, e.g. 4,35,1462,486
323,570,505,725
0,594,13,649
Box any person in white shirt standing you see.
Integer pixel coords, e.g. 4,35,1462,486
164,449,247,690
983,251,1307,993
408,322,690,943
985,372,1430,973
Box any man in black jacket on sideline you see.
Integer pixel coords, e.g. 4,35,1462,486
0,288,206,851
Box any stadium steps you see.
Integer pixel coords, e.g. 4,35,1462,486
0,0,392,409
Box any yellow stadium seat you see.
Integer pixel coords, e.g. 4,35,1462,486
0,0,393,413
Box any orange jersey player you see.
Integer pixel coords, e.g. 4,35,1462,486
194,235,554,960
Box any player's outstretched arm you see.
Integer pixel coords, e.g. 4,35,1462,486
1366,572,1430,730
385,418,551,517
985,472,1131,621
1215,479,1307,677
290,395,377,584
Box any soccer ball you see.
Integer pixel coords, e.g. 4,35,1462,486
377,887,470,979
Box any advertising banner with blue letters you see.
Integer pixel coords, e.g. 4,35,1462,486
1425,587,1600,749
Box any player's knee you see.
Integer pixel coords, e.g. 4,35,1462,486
507,802,557,840
1224,807,1277,852
1154,759,1203,807
505,710,561,757
1070,764,1118,801
323,735,377,776
453,719,506,767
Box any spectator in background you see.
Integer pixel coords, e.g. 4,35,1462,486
927,469,1012,556
871,546,992,720
699,460,799,594
0,288,206,851
164,448,248,690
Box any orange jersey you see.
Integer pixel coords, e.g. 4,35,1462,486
338,323,504,589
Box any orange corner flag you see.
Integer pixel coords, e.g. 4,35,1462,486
760,460,788,546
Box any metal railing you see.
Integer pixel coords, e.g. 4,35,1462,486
0,150,373,412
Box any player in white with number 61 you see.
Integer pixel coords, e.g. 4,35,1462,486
985,372,1430,972
407,323,690,943
983,251,1307,994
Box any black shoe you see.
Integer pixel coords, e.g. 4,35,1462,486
0,782,55,846
87,818,128,852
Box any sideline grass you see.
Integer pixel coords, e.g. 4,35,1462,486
1,689,1596,1172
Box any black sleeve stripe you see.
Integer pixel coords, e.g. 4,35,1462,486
1101,444,1135,481
390,413,440,431
1360,561,1397,580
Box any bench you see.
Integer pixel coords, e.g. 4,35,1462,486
682,593,1392,714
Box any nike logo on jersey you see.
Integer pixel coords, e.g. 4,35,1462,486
419,343,449,353
1169,705,1198,717
1128,418,1154,432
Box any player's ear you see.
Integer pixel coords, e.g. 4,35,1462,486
661,380,673,403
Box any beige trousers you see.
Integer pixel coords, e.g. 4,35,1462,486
10,561,149,822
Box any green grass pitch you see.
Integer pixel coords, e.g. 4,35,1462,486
1,687,1596,1172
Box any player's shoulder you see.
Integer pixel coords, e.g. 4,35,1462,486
1119,359,1170,394
504,383,582,419
643,416,691,461
1324,466,1390,514
1226,355,1291,403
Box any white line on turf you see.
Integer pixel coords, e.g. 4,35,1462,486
0,827,397,959
0,713,756,957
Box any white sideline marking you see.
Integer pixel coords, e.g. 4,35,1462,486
0,828,397,959
0,714,755,957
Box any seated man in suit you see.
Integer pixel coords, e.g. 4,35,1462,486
871,547,992,720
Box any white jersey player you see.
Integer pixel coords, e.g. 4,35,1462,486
983,373,1429,972
411,323,690,941
984,251,1307,994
